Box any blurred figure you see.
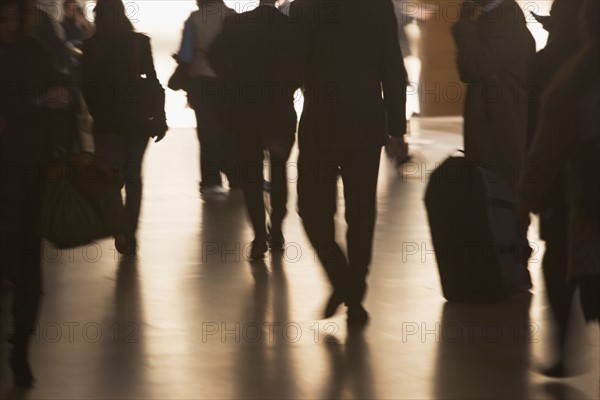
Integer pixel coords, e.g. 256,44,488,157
1,0,70,387
62,0,93,51
452,0,535,287
32,0,72,76
81,0,167,255
526,0,586,377
518,0,599,376
29,0,79,154
177,0,239,197
290,0,407,325
452,0,535,190
209,0,296,260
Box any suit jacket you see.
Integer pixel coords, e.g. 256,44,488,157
208,5,297,138
288,0,407,152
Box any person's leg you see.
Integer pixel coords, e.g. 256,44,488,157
267,134,295,246
238,133,268,258
220,127,241,189
298,150,348,314
339,147,382,319
1,232,42,387
122,136,149,246
192,78,224,190
540,203,574,376
94,133,131,252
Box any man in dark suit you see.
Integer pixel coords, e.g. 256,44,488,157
289,0,408,325
209,1,297,260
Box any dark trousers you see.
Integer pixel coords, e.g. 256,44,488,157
1,232,42,355
297,146,382,306
540,201,573,349
239,132,294,240
190,77,239,188
95,134,149,240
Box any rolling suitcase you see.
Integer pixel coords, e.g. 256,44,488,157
424,155,526,303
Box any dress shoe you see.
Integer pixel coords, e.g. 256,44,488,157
268,229,285,250
347,305,370,326
249,240,268,261
323,291,345,318
115,235,137,256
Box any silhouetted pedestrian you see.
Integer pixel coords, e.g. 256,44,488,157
452,0,536,288
526,0,586,377
177,0,240,197
1,0,71,387
81,0,167,255
290,0,408,325
518,0,599,377
209,0,297,260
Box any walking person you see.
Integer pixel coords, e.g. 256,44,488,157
209,0,297,259
1,0,71,386
526,0,586,376
81,0,167,255
519,0,599,376
289,0,408,325
177,0,240,197
452,0,536,288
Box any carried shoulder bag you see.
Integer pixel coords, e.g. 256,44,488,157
124,34,167,137
42,90,125,249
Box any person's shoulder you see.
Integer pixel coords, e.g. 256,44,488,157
130,31,148,39
131,31,151,45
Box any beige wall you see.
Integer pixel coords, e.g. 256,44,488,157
417,0,465,116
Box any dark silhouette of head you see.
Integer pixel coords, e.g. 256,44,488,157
93,0,134,37
196,0,227,7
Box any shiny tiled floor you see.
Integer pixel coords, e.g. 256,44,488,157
1,117,598,399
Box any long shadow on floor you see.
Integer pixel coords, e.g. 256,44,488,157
433,293,533,399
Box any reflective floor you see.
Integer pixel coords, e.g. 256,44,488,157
1,117,598,399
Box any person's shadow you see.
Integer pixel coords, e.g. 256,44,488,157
234,256,299,398
433,293,533,399
320,327,375,399
95,257,147,397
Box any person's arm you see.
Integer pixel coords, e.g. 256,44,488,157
207,17,236,81
141,35,168,141
382,0,408,138
282,0,317,91
381,1,409,161
178,17,194,64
